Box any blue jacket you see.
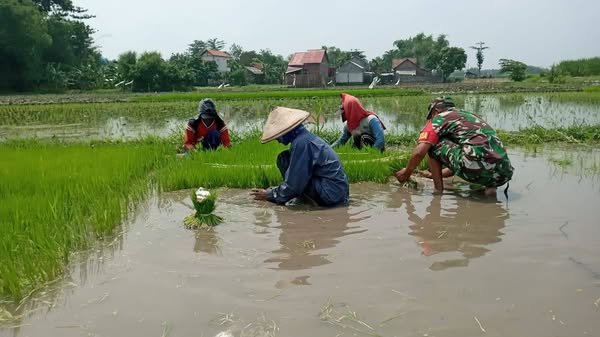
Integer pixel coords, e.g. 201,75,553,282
267,128,349,206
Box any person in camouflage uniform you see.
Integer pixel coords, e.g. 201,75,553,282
394,97,513,196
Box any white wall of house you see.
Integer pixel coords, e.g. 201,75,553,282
201,55,230,73
396,70,417,76
336,72,363,84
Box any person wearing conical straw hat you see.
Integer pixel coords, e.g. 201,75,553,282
250,107,349,207
394,96,514,197
331,93,386,152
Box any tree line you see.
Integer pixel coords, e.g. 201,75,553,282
2,1,598,92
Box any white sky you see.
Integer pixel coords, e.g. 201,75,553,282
76,0,600,68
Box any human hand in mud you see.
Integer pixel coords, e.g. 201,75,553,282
394,168,411,182
419,170,433,179
250,189,268,201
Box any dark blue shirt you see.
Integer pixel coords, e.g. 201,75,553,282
267,128,349,206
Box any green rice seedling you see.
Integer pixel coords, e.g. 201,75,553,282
130,88,425,103
183,189,223,228
0,139,172,299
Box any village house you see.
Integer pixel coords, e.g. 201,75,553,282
392,58,440,83
286,49,330,87
335,56,372,85
244,63,264,84
200,49,232,73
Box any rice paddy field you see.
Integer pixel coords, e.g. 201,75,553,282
1,89,600,336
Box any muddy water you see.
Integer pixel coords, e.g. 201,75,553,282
1,95,600,141
2,148,600,337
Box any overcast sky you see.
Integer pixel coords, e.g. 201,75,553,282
76,0,600,68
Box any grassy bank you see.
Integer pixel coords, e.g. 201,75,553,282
2,79,597,105
130,88,425,102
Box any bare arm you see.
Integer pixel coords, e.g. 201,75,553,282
394,142,431,182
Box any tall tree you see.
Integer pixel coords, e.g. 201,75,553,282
206,38,225,50
131,51,167,92
116,51,137,81
0,0,52,90
393,33,449,69
470,41,489,76
321,46,351,69
188,40,207,57
229,43,243,62
430,47,467,81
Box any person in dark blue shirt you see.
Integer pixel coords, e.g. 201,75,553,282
251,107,349,207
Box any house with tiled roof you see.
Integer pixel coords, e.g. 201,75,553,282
285,49,330,87
200,49,232,73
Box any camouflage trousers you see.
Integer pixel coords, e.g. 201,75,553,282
429,139,514,187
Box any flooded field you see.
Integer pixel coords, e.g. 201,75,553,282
1,94,600,141
2,147,599,337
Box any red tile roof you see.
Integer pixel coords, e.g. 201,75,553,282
205,49,231,58
392,58,417,69
288,49,326,66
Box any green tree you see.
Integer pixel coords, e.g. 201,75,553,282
257,49,286,84
116,51,137,82
32,0,73,13
499,59,527,81
188,40,207,57
197,61,220,86
165,53,196,90
369,56,388,74
393,33,449,69
556,57,600,76
321,46,351,69
0,0,52,90
430,47,467,81
470,42,489,76
131,52,167,92
547,64,566,84
0,0,98,91
228,68,247,86
229,43,243,62
239,50,259,66
206,38,225,50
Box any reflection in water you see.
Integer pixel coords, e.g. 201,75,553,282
265,207,367,270
401,193,507,271
193,229,221,255
3,95,599,141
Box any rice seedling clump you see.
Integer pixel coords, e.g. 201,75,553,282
183,188,223,228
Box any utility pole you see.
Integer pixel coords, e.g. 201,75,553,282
470,41,490,77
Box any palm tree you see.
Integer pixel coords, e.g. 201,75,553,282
206,38,225,51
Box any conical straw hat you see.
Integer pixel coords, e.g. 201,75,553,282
261,107,310,144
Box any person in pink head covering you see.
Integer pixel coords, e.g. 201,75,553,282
331,93,386,152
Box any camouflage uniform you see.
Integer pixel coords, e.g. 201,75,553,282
418,109,513,187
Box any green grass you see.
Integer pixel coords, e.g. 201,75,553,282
0,139,172,299
584,86,600,93
130,88,425,102
496,125,600,145
0,137,412,300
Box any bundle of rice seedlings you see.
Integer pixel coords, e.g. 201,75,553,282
184,188,223,228
389,157,418,189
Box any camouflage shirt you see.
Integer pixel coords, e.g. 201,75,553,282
418,109,513,187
